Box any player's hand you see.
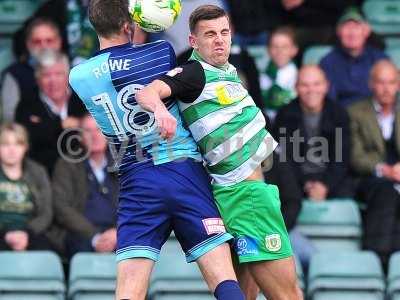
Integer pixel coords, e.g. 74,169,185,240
154,105,177,141
5,230,29,251
62,117,80,129
282,0,303,10
94,229,117,252
392,163,400,182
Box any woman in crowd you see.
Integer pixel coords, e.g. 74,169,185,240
0,123,52,251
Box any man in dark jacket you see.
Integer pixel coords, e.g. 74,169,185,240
15,50,86,175
52,114,118,258
1,18,62,121
274,65,353,200
348,60,400,270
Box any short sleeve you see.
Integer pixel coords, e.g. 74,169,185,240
158,60,206,103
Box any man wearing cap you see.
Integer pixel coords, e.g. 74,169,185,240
320,6,387,107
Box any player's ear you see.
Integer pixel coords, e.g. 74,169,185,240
189,34,198,50
122,22,133,35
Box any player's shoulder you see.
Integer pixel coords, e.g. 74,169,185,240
69,53,108,84
164,60,204,81
180,60,203,72
135,39,173,50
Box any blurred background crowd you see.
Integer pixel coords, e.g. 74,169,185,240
0,0,400,288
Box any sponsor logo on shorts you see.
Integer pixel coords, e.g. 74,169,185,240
265,234,282,252
235,236,259,256
202,218,226,235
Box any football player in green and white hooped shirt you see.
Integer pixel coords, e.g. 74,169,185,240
136,5,303,300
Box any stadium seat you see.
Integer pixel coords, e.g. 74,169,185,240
297,199,362,251
308,251,385,300
246,45,269,74
0,46,14,74
388,252,400,300
386,47,400,68
68,253,116,300
386,37,400,48
0,251,65,300
149,240,210,300
0,0,41,35
363,0,400,35
302,45,332,65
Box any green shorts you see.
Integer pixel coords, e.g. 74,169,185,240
212,180,293,263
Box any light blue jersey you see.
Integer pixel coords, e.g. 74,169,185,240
69,40,201,173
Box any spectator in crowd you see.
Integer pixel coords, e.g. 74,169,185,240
348,59,400,269
226,0,359,50
280,1,361,53
260,26,298,121
15,50,86,175
225,0,270,46
1,18,62,121
274,65,353,201
0,123,53,251
320,6,387,107
13,0,97,66
52,114,118,258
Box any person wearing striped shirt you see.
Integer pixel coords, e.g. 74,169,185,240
137,5,303,300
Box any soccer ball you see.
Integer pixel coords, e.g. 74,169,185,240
129,0,182,33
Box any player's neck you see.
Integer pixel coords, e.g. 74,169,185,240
99,35,130,50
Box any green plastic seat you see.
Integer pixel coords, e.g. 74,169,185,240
386,47,400,68
0,294,63,300
363,0,400,35
308,251,385,300
393,293,400,300
302,45,332,65
0,0,41,35
0,46,14,74
385,37,400,48
68,253,116,300
149,239,210,299
152,294,214,300
312,291,385,300
388,252,400,298
297,199,362,251
68,294,114,300
246,45,269,74
0,251,65,299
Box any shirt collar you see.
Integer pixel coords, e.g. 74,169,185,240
89,157,108,171
372,98,399,115
338,45,370,60
39,91,70,120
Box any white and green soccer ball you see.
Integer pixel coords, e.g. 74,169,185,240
129,0,182,33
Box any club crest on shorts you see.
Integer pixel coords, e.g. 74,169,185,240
265,234,281,252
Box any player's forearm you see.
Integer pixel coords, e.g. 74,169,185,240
136,80,172,113
136,86,166,113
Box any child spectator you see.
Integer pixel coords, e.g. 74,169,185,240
260,26,298,121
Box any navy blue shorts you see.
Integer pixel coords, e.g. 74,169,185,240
116,158,232,263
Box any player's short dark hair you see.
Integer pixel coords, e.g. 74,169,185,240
189,5,228,34
89,0,132,38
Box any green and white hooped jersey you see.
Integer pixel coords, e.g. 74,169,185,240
179,52,278,186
